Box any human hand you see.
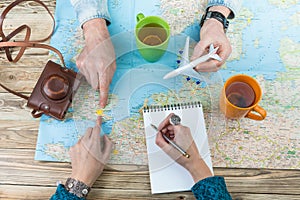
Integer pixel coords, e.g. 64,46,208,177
156,113,212,182
191,9,232,72
69,117,113,187
76,18,116,108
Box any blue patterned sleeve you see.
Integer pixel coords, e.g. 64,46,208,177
207,0,242,19
70,0,111,27
50,184,85,200
191,176,232,200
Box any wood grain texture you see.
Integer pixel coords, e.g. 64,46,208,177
0,0,55,12
1,185,300,200
0,148,300,199
0,93,34,120
0,149,300,195
0,0,299,199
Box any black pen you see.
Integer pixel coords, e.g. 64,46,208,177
150,124,190,158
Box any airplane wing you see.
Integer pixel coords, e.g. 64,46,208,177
179,37,204,79
180,67,203,80
179,36,190,67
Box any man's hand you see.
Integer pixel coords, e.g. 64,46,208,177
69,117,113,187
77,18,116,108
191,6,232,72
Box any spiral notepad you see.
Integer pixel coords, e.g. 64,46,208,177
143,102,213,194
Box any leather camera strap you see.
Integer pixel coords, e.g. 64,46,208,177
0,41,66,67
0,83,29,100
0,0,56,62
0,0,67,100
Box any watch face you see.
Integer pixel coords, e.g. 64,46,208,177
170,114,181,125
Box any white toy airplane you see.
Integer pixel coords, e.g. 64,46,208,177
163,36,222,80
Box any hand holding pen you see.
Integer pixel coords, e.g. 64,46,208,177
151,124,190,158
154,113,213,182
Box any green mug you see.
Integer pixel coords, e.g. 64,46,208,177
135,13,170,62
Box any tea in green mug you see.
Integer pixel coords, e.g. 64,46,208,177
138,23,167,46
135,13,170,62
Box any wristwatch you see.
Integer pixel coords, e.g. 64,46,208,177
65,178,91,198
200,10,229,33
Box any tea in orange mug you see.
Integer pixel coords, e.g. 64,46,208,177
220,74,267,120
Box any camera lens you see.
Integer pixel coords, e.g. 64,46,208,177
42,75,70,100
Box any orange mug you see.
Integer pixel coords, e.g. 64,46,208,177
220,74,267,120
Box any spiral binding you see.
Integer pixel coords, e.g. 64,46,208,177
143,101,202,113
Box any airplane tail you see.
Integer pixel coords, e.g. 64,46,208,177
209,53,222,61
208,44,222,61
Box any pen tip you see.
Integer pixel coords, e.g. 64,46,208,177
150,124,158,131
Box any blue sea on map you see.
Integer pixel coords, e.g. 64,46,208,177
35,0,299,163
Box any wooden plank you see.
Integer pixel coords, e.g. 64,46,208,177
0,121,38,149
0,149,299,195
0,66,43,92
0,120,39,148
0,0,56,86
0,120,39,130
0,47,50,59
0,130,38,150
0,130,37,149
1,184,300,200
0,55,52,68
1,16,54,40
0,185,195,200
0,93,35,120
0,66,42,85
0,0,56,42
231,193,300,200
0,185,56,200
0,0,56,13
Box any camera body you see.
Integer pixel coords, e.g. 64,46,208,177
27,60,81,120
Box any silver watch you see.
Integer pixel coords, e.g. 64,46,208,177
65,178,91,198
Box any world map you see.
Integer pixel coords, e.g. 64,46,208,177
35,0,300,169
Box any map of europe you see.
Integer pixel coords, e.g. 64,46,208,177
35,0,300,169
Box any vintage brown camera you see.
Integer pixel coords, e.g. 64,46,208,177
27,60,81,120
0,60,82,121
0,0,82,120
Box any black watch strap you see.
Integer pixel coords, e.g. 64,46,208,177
200,11,229,33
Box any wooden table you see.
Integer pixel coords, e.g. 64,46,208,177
0,1,299,199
